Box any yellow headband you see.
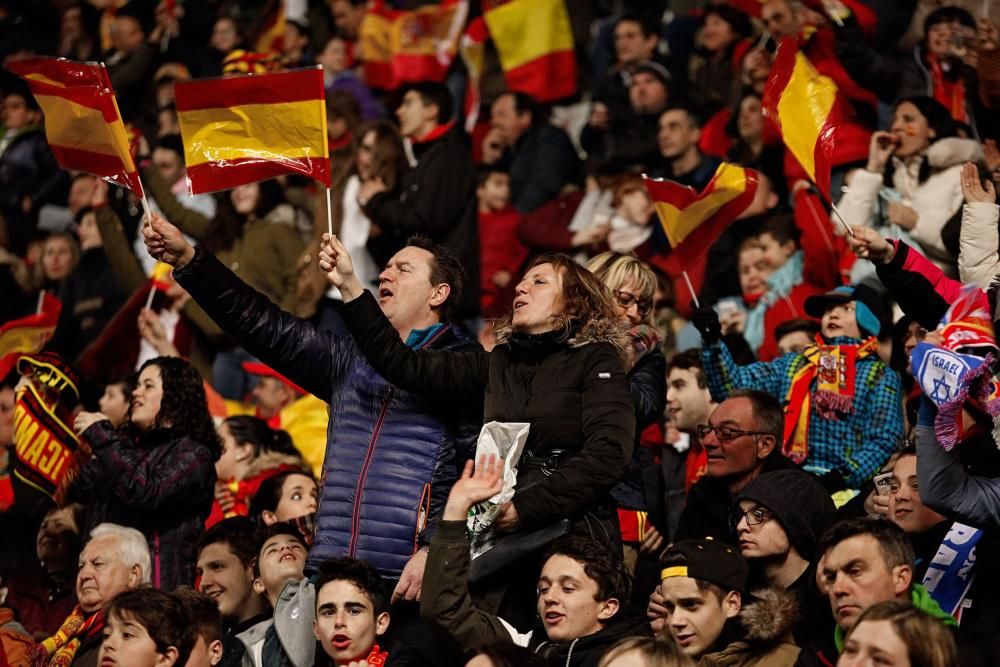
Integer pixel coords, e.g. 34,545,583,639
660,565,689,580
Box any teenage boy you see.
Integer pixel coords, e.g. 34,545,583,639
421,456,650,666
656,538,802,663
695,283,904,494
173,587,224,667
312,558,419,666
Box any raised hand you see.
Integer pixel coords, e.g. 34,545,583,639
847,225,895,264
961,162,997,204
142,212,195,268
74,411,109,434
317,233,361,296
443,454,504,521
867,131,898,172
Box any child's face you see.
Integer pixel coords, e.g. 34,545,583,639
318,37,348,73
757,232,795,270
821,301,862,339
659,576,739,658
100,611,172,667
99,383,131,428
477,172,510,211
738,247,771,298
618,189,653,225
263,473,318,525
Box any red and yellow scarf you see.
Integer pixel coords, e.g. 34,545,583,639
928,52,968,124
783,336,879,464
30,606,104,667
364,643,389,665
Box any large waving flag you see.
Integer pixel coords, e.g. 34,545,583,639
359,0,467,90
0,292,61,380
252,0,285,55
174,68,330,194
762,38,847,199
6,57,143,197
484,0,577,103
643,163,760,267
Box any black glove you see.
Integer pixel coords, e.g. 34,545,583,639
692,305,722,345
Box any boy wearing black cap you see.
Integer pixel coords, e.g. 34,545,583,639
656,538,802,664
695,283,904,495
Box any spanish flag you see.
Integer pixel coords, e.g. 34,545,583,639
762,38,847,199
484,0,576,103
0,292,61,380
252,0,285,55
174,67,330,194
643,163,759,268
6,57,144,197
359,0,467,90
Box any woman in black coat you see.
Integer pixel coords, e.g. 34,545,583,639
69,356,218,590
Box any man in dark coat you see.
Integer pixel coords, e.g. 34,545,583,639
359,82,480,318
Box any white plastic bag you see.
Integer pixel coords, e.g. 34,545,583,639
466,421,530,558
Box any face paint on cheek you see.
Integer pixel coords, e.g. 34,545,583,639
904,123,917,137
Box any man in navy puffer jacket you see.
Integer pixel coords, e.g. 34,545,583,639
146,213,482,599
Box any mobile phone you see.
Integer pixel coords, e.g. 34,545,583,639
873,471,894,496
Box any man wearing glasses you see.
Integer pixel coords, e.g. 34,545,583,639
673,389,798,543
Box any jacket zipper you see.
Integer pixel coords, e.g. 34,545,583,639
153,531,161,589
348,388,393,557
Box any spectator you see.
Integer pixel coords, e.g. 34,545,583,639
47,207,126,362
775,318,821,356
838,600,958,667
655,538,802,663
104,6,157,125
194,518,269,667
144,214,481,598
312,558,421,665
203,17,245,76
99,588,195,667
242,362,328,477
884,445,1000,665
597,636,694,667
816,517,955,663
3,503,85,639
328,0,366,43
360,82,480,318
581,60,671,171
735,470,837,646
465,641,548,667
695,284,904,494
33,231,80,295
330,242,635,625
476,165,526,321
33,522,151,667
237,523,315,667
957,160,999,288
674,390,797,543
282,18,312,68
725,91,785,192
97,374,137,429
208,415,307,528
69,356,219,590
172,587,224,667
421,456,651,665
650,104,721,189
0,86,68,256
838,97,979,276
484,92,581,214
248,470,318,528
687,5,753,117
317,35,381,120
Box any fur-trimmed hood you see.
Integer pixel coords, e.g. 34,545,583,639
739,587,799,644
244,449,307,480
926,137,985,170
493,316,631,363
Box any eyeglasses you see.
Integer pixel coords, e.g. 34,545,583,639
734,506,772,527
695,424,769,442
614,290,652,317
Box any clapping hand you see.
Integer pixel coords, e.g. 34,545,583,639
961,162,996,204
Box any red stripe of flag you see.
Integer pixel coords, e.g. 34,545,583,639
186,157,330,194
503,50,577,103
174,68,324,112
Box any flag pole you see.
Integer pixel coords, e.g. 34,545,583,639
144,284,157,311
829,201,855,238
36,290,44,315
682,271,700,309
326,187,333,238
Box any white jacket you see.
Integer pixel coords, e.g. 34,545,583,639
958,202,1000,289
838,138,983,276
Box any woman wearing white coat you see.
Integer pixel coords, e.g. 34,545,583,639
837,96,983,278
957,160,1000,288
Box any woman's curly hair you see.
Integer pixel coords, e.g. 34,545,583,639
127,356,220,458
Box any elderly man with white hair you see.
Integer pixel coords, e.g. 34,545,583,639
30,523,150,667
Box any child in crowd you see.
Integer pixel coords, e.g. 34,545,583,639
607,174,656,254
476,165,527,321
99,588,196,667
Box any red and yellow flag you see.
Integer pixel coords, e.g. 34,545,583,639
484,0,577,103
252,0,285,55
0,292,61,380
6,57,143,197
762,38,847,199
643,163,759,268
174,67,330,194
359,0,467,90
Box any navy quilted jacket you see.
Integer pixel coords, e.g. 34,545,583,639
174,248,481,577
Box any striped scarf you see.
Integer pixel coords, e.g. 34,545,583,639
30,606,103,667
783,335,880,464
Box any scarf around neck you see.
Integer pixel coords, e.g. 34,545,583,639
31,605,104,667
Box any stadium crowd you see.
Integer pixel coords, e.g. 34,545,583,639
3,0,1000,664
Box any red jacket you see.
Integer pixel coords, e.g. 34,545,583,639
479,206,528,318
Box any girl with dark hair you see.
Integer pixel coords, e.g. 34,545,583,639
248,469,318,528
688,5,754,117
69,356,218,589
839,95,981,276
326,240,636,626
206,415,307,527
